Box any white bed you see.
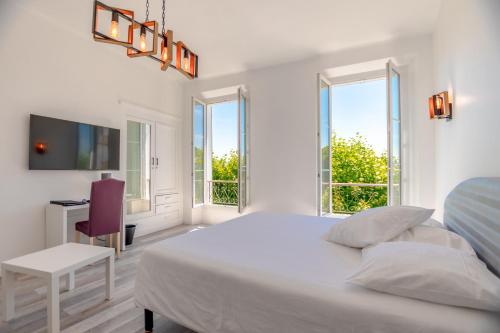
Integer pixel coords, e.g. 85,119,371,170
134,211,500,333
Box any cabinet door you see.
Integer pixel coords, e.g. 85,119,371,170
155,122,178,193
126,119,154,218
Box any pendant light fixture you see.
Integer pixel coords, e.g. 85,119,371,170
92,1,134,47
127,0,158,57
176,41,198,79
92,0,198,79
159,0,173,70
110,11,119,38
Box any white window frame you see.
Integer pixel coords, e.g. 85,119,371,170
317,74,333,216
317,65,406,215
192,92,249,211
192,98,207,208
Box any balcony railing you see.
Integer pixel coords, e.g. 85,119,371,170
208,180,238,206
328,182,388,215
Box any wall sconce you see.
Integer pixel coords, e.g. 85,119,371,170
127,21,158,57
429,91,452,120
35,142,48,154
175,41,198,79
92,1,134,47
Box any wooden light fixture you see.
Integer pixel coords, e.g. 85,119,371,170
92,1,134,47
159,30,174,71
92,0,198,79
127,21,158,57
429,91,452,120
175,42,199,79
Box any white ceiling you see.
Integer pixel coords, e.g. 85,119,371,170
108,0,442,78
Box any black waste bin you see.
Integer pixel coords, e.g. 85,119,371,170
125,224,137,246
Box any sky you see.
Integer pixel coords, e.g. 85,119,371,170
211,100,238,156
210,78,388,157
332,78,387,154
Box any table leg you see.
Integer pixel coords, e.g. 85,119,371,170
1,267,15,321
65,272,75,291
105,255,114,300
47,276,60,333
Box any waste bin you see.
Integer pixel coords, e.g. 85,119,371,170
125,224,137,246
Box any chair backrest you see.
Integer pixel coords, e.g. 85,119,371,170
88,178,125,237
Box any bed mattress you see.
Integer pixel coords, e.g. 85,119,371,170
134,212,500,333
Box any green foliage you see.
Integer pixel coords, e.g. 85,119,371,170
330,134,388,214
210,135,389,212
211,151,238,205
212,150,238,181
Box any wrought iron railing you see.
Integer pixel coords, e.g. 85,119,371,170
328,182,388,215
208,180,238,206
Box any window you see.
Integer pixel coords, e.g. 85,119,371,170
317,61,402,216
192,88,249,212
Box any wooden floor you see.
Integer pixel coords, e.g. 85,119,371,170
0,225,202,333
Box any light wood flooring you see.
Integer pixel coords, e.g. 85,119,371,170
0,225,202,333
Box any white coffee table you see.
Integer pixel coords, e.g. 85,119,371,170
1,243,114,333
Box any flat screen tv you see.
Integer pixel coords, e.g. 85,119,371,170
29,114,120,170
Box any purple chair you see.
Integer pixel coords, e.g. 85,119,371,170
75,179,125,256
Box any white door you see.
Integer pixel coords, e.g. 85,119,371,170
317,74,332,216
192,98,207,207
126,118,155,219
386,61,402,206
238,88,249,213
155,121,178,193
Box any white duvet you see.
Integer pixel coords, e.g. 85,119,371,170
134,212,500,333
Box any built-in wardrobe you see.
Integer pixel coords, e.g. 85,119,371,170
121,101,183,237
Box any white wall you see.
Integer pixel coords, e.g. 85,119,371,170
0,0,183,263
433,0,500,218
183,36,436,224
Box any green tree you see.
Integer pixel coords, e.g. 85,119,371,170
211,151,238,205
212,150,238,180
330,134,388,214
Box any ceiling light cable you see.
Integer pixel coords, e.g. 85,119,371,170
162,0,166,36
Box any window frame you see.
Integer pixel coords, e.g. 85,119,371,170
317,65,405,215
192,97,207,208
317,74,333,216
192,92,249,210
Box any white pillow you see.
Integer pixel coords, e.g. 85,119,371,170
347,242,500,311
327,206,434,248
422,218,444,228
389,225,476,256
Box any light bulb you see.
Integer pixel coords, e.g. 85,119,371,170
162,47,168,61
183,50,190,72
139,26,147,51
110,12,119,38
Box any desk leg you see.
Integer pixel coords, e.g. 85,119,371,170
47,276,60,333
45,205,67,248
2,268,15,321
105,255,114,300
65,272,75,291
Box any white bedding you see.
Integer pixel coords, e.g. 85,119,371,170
134,212,500,333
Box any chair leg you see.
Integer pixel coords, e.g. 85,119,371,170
107,234,113,248
89,237,95,246
115,232,121,258
75,231,80,244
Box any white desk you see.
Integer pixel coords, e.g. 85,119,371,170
45,203,125,250
2,243,114,333
45,204,90,248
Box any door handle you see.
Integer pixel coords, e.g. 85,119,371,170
156,157,159,167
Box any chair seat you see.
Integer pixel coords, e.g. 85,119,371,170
75,220,91,236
